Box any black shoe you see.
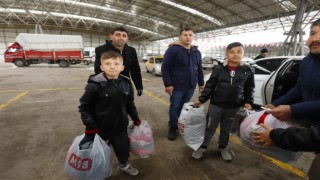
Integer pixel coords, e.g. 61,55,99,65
167,127,177,141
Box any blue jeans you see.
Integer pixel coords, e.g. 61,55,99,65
168,89,194,128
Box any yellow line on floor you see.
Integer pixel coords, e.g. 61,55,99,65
0,88,82,93
144,90,170,106
144,89,305,178
0,91,29,110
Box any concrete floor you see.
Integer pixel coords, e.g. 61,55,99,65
0,62,314,180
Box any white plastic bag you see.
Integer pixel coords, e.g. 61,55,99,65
240,110,301,162
178,102,206,151
128,121,154,158
64,134,112,180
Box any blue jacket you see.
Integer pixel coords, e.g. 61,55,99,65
272,53,320,126
161,44,204,90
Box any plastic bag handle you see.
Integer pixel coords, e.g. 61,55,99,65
257,112,268,125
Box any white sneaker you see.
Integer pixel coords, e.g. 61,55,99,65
192,148,206,159
220,148,233,161
117,163,139,176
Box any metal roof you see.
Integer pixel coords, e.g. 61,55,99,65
0,0,319,41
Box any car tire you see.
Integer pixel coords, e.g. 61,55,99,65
146,67,149,73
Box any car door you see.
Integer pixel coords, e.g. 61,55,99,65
261,58,302,105
251,58,286,106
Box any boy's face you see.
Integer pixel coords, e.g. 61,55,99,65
100,57,124,79
226,46,244,64
307,25,320,54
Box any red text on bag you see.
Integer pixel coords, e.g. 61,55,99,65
68,153,92,171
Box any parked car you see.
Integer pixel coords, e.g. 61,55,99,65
146,55,163,76
142,53,161,62
202,57,223,70
260,56,303,105
203,56,304,106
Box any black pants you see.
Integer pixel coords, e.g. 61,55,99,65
308,153,320,180
108,131,130,164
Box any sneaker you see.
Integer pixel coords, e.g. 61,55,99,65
192,148,206,159
117,163,139,176
220,148,233,161
167,127,177,141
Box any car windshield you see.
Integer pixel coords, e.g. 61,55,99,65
155,58,163,63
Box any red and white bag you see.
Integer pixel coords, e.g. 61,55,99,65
64,134,112,179
240,110,301,162
128,120,154,158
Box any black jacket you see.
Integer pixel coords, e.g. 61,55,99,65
199,62,254,108
270,126,320,153
94,40,143,90
79,73,139,134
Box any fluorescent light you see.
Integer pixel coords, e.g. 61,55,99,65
159,0,223,26
55,0,176,29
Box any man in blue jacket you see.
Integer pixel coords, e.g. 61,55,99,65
265,19,320,126
262,18,320,180
161,28,204,141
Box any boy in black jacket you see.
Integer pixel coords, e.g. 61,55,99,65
192,42,254,161
79,51,141,176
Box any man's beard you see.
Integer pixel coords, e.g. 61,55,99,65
309,41,320,54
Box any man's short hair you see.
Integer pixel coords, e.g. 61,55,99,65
179,28,193,35
111,27,128,34
101,51,123,62
311,18,320,28
260,48,268,53
226,42,244,51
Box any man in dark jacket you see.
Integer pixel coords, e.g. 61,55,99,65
94,27,143,96
161,28,204,141
254,48,268,60
252,124,320,180
261,18,320,180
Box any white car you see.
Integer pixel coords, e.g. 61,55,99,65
203,56,304,106
145,55,163,76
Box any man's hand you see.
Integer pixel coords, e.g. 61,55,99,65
165,86,173,96
265,105,292,121
137,89,143,96
199,86,204,94
251,124,273,147
194,100,202,108
264,104,275,109
244,103,252,110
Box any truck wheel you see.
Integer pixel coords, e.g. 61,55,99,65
83,60,89,65
14,59,25,67
59,60,69,67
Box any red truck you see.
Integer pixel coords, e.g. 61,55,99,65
4,33,84,67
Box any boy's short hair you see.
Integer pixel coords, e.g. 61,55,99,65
111,27,128,34
100,51,123,62
179,27,193,35
226,42,244,51
311,18,320,28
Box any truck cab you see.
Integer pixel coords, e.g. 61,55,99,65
4,42,26,66
83,47,95,65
